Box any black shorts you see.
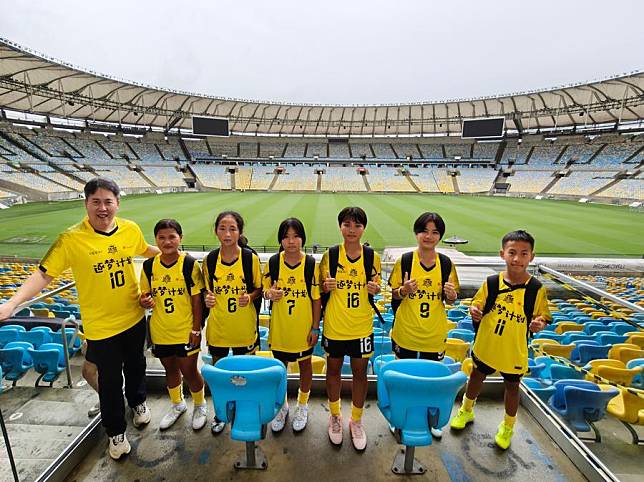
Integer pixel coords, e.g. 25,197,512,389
471,353,523,382
152,343,200,358
208,337,259,359
272,347,314,364
392,339,444,361
323,333,374,359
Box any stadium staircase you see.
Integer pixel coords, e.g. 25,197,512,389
451,174,460,193
137,168,158,188
553,146,568,165
586,144,606,165
362,173,371,192
316,171,322,192
230,169,236,190
0,177,48,201
403,171,421,192
267,171,280,191
178,137,192,162
489,168,505,194
589,177,623,197
540,174,562,194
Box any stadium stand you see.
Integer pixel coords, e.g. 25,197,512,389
548,170,617,196
529,145,563,167
559,143,601,165
259,142,286,158
592,142,642,167
272,165,317,191
507,170,555,193
207,141,237,158
64,136,112,162
372,143,396,159
248,167,275,190
394,143,422,159
235,167,253,190
457,168,497,193
367,167,415,192
407,168,451,193
597,174,644,200
190,164,231,189
306,143,327,158
500,141,530,165
141,166,186,187
328,142,350,159
40,172,85,191
156,139,186,161
321,166,366,191
239,142,258,158
98,139,134,160
418,144,444,160
471,142,499,160
184,139,217,160
283,143,306,158
128,141,164,164
444,143,471,159
349,143,374,158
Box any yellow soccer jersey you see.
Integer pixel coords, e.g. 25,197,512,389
39,216,148,340
471,274,551,374
319,245,381,340
139,253,204,345
388,252,460,352
262,253,321,353
202,251,262,347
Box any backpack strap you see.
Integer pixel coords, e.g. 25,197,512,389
241,247,255,292
268,253,280,284
363,245,385,325
391,251,414,318
437,253,452,301
328,245,340,278
182,254,196,296
304,254,316,299
142,257,154,291
205,248,220,292
523,276,542,325
482,274,500,316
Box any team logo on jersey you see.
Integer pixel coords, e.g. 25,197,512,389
226,273,235,281
503,293,514,304
349,268,358,278
107,245,118,254
423,279,432,287
162,275,171,283
287,276,296,285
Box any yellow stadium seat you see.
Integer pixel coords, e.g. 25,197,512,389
540,343,575,359
444,338,469,362
256,351,274,358
596,366,641,386
608,343,640,360
555,322,583,334
625,334,644,348
259,314,270,327
602,386,644,444
612,348,644,365
531,338,559,347
288,355,326,374
461,357,501,377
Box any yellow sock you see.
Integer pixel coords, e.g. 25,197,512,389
329,399,341,416
297,389,310,405
351,404,364,422
462,394,476,412
191,387,205,406
167,384,183,405
504,413,517,427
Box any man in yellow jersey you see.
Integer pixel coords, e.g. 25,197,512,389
0,178,159,460
320,207,381,451
450,230,550,450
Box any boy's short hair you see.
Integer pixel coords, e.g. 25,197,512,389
413,212,446,239
84,177,120,199
502,230,535,250
337,207,367,227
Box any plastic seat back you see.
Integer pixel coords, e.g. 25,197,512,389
28,343,66,383
626,358,644,389
0,324,26,332
577,344,611,365
550,380,618,432
447,329,474,343
373,354,396,377
18,330,51,349
522,377,555,403
201,356,286,442
377,359,467,447
0,341,34,381
0,329,18,348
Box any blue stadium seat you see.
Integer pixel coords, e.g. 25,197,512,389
0,341,33,386
447,309,466,321
0,324,26,332
577,344,611,365
549,380,618,442
626,358,644,389
550,364,584,382
17,329,52,348
373,336,393,360
377,359,467,475
447,329,474,344
522,377,555,404
28,342,66,386
201,356,286,470
534,332,566,343
0,329,18,348
51,328,82,356
610,322,639,336
527,358,547,378
583,322,608,335
598,334,627,346
373,354,396,376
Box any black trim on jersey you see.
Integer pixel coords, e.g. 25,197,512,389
267,252,316,300
160,259,178,269
92,225,119,237
39,265,47,273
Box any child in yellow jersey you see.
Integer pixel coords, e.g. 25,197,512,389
263,218,321,433
139,219,208,432
320,207,381,451
450,230,551,450
203,211,262,434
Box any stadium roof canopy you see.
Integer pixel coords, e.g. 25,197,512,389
0,37,643,137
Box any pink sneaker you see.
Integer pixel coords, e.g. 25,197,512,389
328,414,343,445
349,418,367,451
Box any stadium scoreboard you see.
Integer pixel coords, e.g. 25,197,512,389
461,117,504,139
192,116,230,136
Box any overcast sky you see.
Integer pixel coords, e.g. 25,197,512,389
1,0,643,105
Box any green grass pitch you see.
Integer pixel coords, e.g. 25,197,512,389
0,192,641,258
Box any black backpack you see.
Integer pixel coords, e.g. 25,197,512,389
267,253,317,302
320,244,385,324
204,247,262,318
390,251,453,318
142,253,208,326
476,274,542,336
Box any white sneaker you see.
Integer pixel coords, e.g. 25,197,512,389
132,401,151,428
88,401,100,417
431,427,443,439
211,417,226,435
108,433,131,460
159,401,187,430
349,418,367,451
271,403,289,432
328,414,343,446
192,403,208,431
292,404,308,432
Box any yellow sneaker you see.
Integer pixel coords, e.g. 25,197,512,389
450,408,474,430
495,421,514,450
